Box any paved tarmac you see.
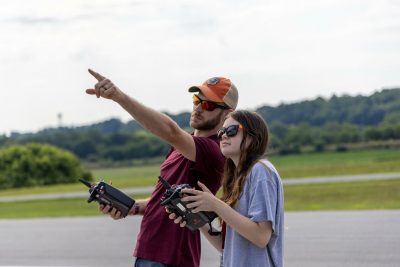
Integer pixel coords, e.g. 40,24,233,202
1,173,399,266
1,210,399,267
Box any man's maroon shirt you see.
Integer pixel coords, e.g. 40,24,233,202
134,135,224,266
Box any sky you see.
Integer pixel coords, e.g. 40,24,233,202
1,0,400,135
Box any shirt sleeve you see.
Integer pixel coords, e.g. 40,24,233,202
247,164,279,233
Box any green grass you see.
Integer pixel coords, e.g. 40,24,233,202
269,149,400,178
0,198,101,218
2,149,400,197
1,180,399,219
0,193,149,219
284,179,400,210
90,165,161,187
0,165,161,197
1,149,400,218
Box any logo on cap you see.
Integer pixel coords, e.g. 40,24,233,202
207,77,220,85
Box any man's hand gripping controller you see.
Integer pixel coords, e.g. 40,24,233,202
158,176,219,234
79,179,135,218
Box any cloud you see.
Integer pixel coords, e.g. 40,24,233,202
1,0,400,134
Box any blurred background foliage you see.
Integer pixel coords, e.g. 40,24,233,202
1,88,398,161
0,143,92,189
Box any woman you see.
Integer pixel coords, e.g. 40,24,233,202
169,110,284,267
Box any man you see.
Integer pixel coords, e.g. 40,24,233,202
86,69,239,267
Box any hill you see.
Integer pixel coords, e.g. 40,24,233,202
258,88,400,126
1,88,399,160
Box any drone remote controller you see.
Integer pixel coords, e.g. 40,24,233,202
158,176,218,231
79,179,135,218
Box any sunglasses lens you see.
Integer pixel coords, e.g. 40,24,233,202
192,95,200,105
217,125,241,140
203,101,216,111
193,94,224,111
226,125,239,137
201,101,209,110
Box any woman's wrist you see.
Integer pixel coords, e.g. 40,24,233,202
212,197,226,215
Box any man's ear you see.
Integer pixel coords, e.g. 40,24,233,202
224,109,234,118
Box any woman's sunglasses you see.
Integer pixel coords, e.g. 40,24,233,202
217,124,243,140
192,95,229,111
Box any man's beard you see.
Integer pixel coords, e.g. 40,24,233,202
190,110,225,131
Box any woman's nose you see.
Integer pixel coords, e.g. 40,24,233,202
220,132,228,140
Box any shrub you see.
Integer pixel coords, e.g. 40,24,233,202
0,143,92,189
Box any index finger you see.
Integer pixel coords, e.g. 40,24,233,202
181,188,197,195
181,188,198,195
88,68,105,81
197,181,211,193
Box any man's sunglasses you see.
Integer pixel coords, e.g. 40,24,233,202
192,95,229,111
217,124,243,140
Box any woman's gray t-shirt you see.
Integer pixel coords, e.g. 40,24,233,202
222,160,284,267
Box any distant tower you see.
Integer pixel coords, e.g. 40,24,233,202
57,113,63,128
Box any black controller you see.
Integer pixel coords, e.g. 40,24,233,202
158,176,218,232
79,179,135,218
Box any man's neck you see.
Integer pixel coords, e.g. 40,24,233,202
193,128,218,137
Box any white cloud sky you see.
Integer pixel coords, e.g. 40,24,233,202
1,0,399,134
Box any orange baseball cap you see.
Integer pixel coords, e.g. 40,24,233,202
188,77,239,109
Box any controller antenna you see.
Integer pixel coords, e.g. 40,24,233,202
158,176,171,189
79,178,93,188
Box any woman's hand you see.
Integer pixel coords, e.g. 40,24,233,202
181,181,218,213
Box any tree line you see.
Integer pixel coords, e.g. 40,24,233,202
1,88,399,160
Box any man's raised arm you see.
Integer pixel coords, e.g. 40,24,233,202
86,69,196,161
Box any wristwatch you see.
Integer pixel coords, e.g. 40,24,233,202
132,203,140,215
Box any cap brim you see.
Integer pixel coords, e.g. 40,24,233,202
188,86,201,93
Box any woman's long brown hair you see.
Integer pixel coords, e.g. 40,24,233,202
220,110,269,208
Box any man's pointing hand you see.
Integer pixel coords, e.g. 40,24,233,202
86,68,121,100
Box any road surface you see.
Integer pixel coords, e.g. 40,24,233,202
1,210,399,267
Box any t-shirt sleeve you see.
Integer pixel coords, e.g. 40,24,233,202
191,136,225,194
247,164,279,233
